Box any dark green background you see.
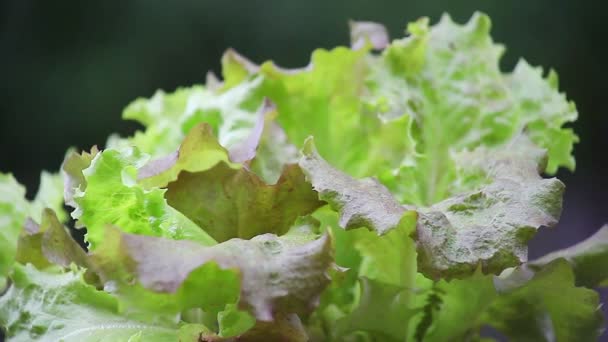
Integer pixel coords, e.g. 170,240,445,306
1,1,606,339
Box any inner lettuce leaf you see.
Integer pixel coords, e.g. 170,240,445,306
165,163,322,242
71,145,216,249
106,75,265,159
364,13,577,205
15,208,88,271
135,121,322,242
136,123,240,189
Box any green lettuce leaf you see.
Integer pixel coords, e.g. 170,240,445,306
1,172,67,287
136,123,238,189
107,74,264,160
217,304,257,338
62,146,99,208
30,171,67,223
530,225,608,288
333,277,416,341
415,260,603,341
0,174,29,287
365,13,577,205
507,61,578,173
487,260,604,341
0,264,179,341
257,46,373,174
417,271,496,341
72,146,216,249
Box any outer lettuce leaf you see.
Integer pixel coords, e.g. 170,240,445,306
90,226,242,325
299,138,412,236
419,271,496,341
415,136,564,279
72,146,216,249
0,264,179,341
1,172,67,287
487,260,604,341
416,260,603,341
0,174,29,287
530,225,608,288
15,209,87,270
333,277,416,341
89,221,333,330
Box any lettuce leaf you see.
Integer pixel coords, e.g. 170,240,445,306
487,260,604,341
333,277,416,341
107,75,264,160
71,146,216,248
86,220,333,338
365,13,577,205
136,123,239,189
166,163,322,242
0,172,67,288
416,260,603,341
299,138,412,236
415,135,564,279
15,209,87,270
0,264,179,341
0,174,29,287
530,225,608,288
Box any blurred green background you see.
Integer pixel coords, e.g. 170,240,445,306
1,1,607,336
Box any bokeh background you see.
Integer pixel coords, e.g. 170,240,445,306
1,1,606,340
